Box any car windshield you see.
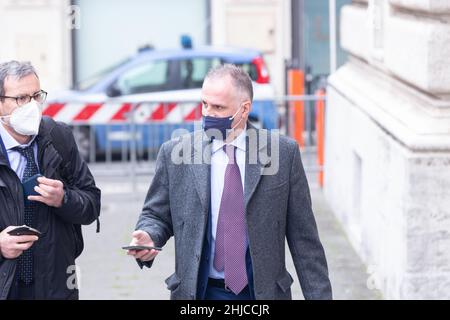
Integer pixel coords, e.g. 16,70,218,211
74,53,263,93
75,57,132,91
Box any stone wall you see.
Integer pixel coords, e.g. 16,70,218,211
325,0,450,299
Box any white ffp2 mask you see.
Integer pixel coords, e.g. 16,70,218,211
1,100,42,136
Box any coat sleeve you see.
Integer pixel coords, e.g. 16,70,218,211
286,142,333,300
52,124,101,226
135,142,174,269
0,227,4,264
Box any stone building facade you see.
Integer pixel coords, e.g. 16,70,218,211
325,0,450,299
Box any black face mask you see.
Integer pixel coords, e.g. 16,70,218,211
202,104,244,140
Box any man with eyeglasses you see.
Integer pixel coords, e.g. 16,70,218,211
0,89,47,106
0,61,101,300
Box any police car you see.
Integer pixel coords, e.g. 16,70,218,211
45,45,278,159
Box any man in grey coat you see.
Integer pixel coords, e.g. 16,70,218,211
127,64,332,300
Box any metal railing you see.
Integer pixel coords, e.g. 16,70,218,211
250,90,326,186
49,91,326,190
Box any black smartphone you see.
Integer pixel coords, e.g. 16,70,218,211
122,245,162,251
22,174,43,197
8,225,42,237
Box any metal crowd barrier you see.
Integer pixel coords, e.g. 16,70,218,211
44,91,326,190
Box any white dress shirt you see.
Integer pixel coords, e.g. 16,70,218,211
209,126,247,279
0,124,39,180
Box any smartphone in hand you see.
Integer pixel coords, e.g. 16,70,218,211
122,245,162,251
7,225,42,237
22,174,43,197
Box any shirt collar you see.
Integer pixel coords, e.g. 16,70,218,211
212,125,247,155
0,123,36,150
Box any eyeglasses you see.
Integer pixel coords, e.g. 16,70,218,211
0,90,48,106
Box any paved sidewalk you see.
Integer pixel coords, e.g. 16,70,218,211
76,167,382,300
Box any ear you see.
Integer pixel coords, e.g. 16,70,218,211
242,101,252,118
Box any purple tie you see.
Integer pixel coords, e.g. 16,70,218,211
214,144,248,295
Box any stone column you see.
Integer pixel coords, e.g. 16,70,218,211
325,0,450,299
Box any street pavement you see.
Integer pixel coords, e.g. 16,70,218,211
76,162,382,300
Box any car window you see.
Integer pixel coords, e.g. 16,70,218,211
76,57,132,91
179,58,221,89
232,62,258,82
116,60,170,95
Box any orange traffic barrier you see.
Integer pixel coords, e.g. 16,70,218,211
287,69,305,147
315,89,326,188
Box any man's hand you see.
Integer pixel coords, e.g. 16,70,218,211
127,230,159,262
28,176,64,208
0,226,39,259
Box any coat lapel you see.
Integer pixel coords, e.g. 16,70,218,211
244,163,263,209
188,124,270,212
189,131,212,215
244,123,269,209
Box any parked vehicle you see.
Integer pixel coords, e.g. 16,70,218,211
45,46,278,159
